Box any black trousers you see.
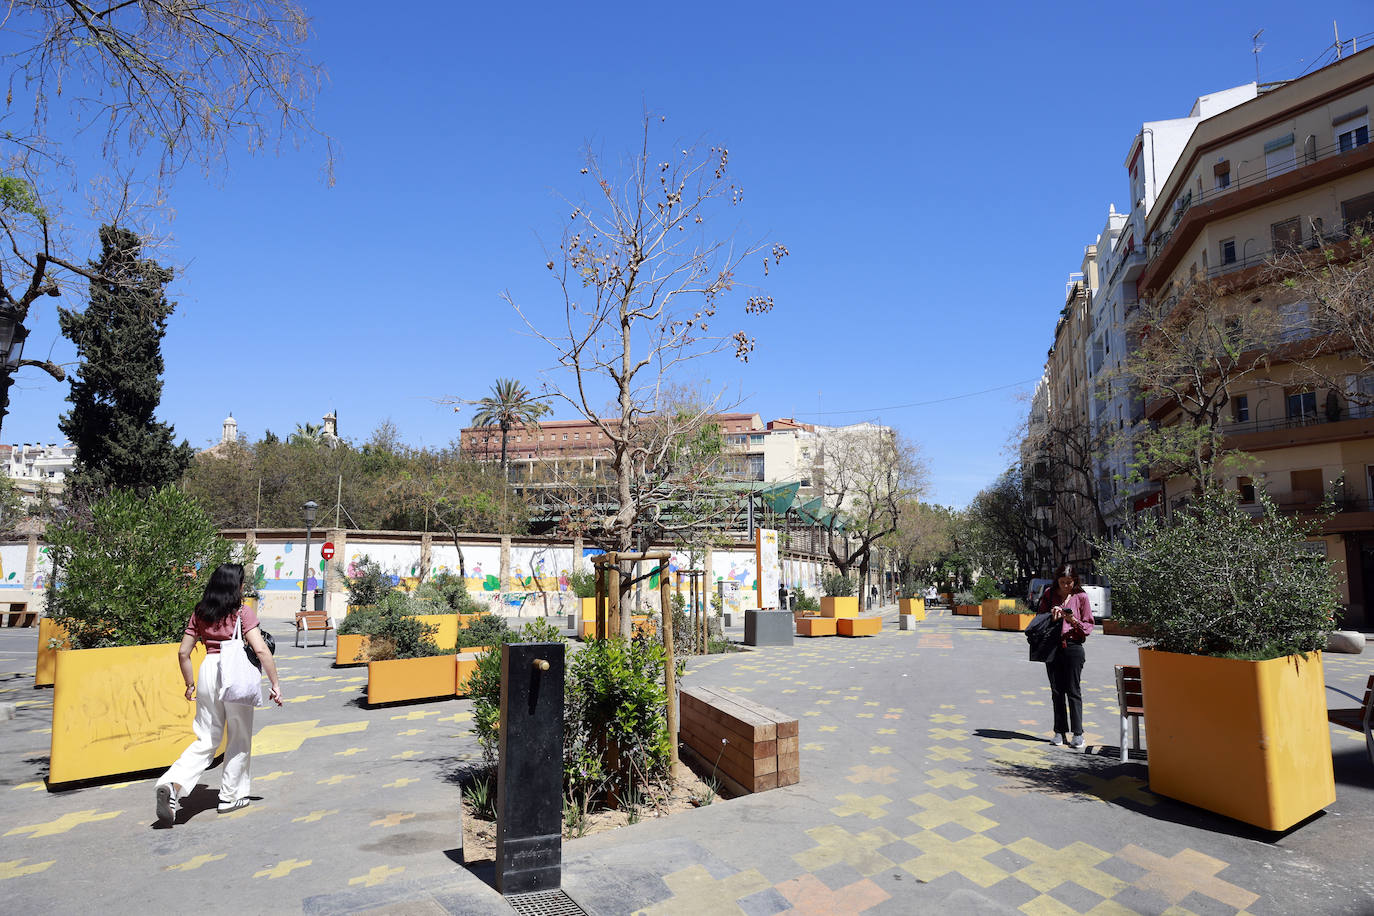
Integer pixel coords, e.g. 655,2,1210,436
1044,642,1085,735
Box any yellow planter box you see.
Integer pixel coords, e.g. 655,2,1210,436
580,597,598,621
367,654,458,705
50,642,222,785
838,617,881,637
335,634,371,666
455,649,491,697
797,616,837,637
899,598,926,620
980,601,1002,630
821,596,859,618
415,614,461,652
1138,648,1335,831
631,615,657,639
35,618,70,687
999,613,1034,632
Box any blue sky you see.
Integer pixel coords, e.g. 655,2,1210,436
4,1,1371,508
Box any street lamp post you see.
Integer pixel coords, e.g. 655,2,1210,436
300,500,318,616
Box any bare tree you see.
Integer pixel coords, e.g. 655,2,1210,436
509,113,785,635
1025,412,1110,569
813,426,927,609
0,1,331,431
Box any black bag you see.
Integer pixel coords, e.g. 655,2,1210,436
245,628,275,670
1025,612,1059,663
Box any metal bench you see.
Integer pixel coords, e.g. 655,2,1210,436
1115,664,1144,761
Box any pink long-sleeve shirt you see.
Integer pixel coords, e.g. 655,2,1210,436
1037,590,1094,644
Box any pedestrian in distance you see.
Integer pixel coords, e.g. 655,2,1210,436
155,562,283,826
1038,563,1094,749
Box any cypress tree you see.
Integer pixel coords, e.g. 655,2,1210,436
58,226,191,502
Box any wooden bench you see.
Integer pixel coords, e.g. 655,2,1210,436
1328,674,1374,766
1115,664,1144,761
295,611,333,647
679,685,798,794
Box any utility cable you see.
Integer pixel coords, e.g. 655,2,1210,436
793,378,1038,418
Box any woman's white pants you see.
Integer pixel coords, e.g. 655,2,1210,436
157,653,255,803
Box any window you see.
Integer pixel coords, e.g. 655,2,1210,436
1279,300,1310,342
1232,395,1249,423
1271,216,1302,253
1265,133,1297,177
1338,121,1369,153
1220,238,1236,265
1287,390,1317,420
1214,160,1230,189
1290,468,1324,501
1237,476,1256,504
1304,134,1318,164
750,434,764,444
1342,192,1374,234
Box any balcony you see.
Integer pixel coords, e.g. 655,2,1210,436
1140,138,1374,293
1106,246,1147,291
1221,403,1374,452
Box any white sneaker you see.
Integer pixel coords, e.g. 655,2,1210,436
1069,734,1086,748
156,785,179,824
1051,733,1065,746
217,797,249,814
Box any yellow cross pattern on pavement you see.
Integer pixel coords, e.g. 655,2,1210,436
925,769,978,790
254,858,311,879
930,713,967,724
928,746,972,762
292,809,339,823
907,792,997,833
793,824,901,876
334,747,366,756
846,765,899,785
317,774,356,786
165,854,227,871
928,727,969,741
830,793,892,819
900,830,1009,887
283,694,325,703
384,777,419,788
1116,844,1260,910
5,809,122,839
390,710,441,720
1006,838,1126,898
349,865,405,887
636,864,774,911
370,812,416,827
253,719,368,755
0,859,56,880
255,770,292,781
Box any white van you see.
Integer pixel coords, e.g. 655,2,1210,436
1027,579,1112,619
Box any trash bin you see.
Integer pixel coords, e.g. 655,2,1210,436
314,591,325,612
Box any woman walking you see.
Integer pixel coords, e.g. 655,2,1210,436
1038,563,1094,748
156,563,282,825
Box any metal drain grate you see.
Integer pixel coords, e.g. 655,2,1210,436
506,889,589,916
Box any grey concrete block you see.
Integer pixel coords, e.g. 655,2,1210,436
1326,630,1366,654
744,610,793,647
0,702,14,721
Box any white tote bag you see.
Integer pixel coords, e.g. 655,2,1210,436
217,612,262,706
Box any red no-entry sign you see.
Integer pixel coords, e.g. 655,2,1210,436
320,542,335,560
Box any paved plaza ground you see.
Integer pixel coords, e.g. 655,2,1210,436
1,606,1372,915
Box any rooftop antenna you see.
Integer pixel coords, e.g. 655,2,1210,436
1251,28,1265,83
1333,21,1342,60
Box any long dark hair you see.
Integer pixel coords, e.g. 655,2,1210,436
1053,563,1085,597
194,563,244,625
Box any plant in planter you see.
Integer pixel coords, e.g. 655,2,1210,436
793,589,820,613
340,554,394,611
953,590,978,616
414,571,482,613
457,612,513,650
820,573,859,618
898,580,926,625
1097,486,1340,831
971,576,1002,603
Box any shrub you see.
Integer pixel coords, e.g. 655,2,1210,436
793,588,820,612
567,569,597,599
414,571,481,612
349,592,442,660
341,554,393,608
46,487,237,649
971,577,1002,602
469,619,539,766
899,580,926,600
458,612,514,649
1099,487,1338,659
822,573,856,597
953,590,977,606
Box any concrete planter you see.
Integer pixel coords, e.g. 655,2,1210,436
821,596,859,618
50,642,222,785
899,613,918,630
1138,647,1335,831
899,598,926,620
366,654,458,705
981,599,1014,630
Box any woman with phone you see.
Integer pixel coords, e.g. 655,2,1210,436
1038,563,1094,748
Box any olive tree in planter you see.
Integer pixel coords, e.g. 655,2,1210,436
1098,486,1339,831
44,486,239,783
820,573,858,619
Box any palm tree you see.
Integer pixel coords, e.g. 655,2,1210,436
289,422,323,447
470,378,550,478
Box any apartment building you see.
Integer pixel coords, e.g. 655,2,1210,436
1135,48,1374,627
1,442,76,500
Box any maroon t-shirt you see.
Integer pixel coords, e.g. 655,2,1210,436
185,606,261,654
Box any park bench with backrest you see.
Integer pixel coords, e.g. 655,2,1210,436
1115,664,1144,762
1328,674,1374,766
295,611,332,647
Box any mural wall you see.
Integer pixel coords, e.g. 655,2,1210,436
0,542,27,588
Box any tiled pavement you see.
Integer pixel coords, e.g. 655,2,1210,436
2,608,1373,914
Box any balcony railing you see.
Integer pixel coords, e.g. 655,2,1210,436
1223,402,1374,438
1106,246,1147,291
